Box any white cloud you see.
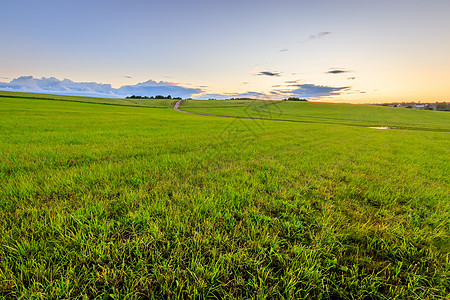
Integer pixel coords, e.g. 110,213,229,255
197,92,274,100
0,76,350,100
0,76,203,98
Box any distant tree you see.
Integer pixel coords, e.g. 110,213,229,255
126,95,154,99
436,102,449,111
286,97,307,101
127,95,178,99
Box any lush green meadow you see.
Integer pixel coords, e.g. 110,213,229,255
0,92,449,299
0,91,172,109
182,100,450,132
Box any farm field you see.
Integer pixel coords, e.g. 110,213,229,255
0,91,173,109
181,99,450,132
0,91,449,299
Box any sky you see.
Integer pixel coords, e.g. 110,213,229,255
1,0,450,103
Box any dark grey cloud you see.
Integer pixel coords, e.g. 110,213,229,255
309,32,332,40
327,69,350,74
198,83,349,100
257,71,281,77
123,75,132,79
280,49,288,52
288,84,349,99
0,76,202,98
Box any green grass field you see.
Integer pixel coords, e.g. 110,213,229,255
0,92,449,299
181,99,450,131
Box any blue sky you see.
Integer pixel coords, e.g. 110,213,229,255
1,0,450,102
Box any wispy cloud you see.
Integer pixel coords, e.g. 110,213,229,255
257,71,281,77
0,76,203,98
197,91,272,100
123,75,132,79
309,32,332,40
297,32,332,44
280,48,288,52
284,80,303,86
232,92,270,99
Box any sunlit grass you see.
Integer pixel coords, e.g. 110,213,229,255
0,92,449,298
182,99,450,131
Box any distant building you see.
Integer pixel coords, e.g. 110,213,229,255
373,102,449,111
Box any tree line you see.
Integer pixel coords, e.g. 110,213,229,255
285,97,307,101
126,95,182,100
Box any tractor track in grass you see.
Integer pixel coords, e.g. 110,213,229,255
173,99,355,125
174,99,299,123
173,100,449,132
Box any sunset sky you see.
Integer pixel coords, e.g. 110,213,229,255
1,0,450,102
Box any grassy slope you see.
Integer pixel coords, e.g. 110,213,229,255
182,100,450,131
0,92,449,299
0,90,172,109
